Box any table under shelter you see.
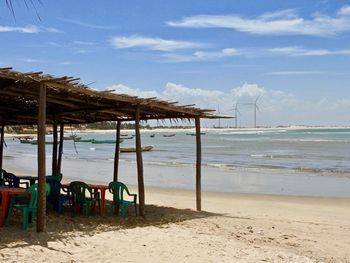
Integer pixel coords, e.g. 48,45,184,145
0,67,225,232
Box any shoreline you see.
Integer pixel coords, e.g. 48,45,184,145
4,154,350,198
4,125,350,137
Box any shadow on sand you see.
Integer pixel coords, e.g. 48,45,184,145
0,202,219,250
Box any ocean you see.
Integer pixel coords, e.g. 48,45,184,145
3,127,350,197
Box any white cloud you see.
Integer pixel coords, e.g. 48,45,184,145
16,58,48,63
0,24,61,33
110,35,203,51
58,61,81,65
162,48,238,62
233,83,264,98
268,46,350,56
59,18,113,30
110,84,160,98
104,82,350,126
73,41,97,46
0,24,39,33
44,27,62,33
338,6,350,16
333,98,350,110
264,71,325,75
167,5,350,36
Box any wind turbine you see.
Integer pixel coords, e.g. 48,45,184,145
233,100,240,128
246,95,261,128
217,104,221,128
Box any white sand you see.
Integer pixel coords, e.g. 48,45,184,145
1,184,349,262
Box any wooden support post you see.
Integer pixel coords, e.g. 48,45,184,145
57,123,64,175
37,84,47,232
113,120,121,182
195,116,202,211
0,125,4,170
52,121,58,175
135,107,145,217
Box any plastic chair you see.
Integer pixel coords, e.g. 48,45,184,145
46,173,63,182
0,169,6,185
70,181,100,217
47,178,70,213
6,183,50,230
2,173,29,188
108,181,137,218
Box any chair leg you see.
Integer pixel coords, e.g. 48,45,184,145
22,208,29,230
134,203,137,216
58,199,63,213
5,204,14,225
116,204,120,216
86,202,91,217
121,205,127,218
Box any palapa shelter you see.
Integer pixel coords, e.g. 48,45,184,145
0,67,223,232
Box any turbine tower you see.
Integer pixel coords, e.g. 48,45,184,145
233,100,240,128
217,104,221,128
245,95,261,128
253,95,261,128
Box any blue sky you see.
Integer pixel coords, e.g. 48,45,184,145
1,0,350,127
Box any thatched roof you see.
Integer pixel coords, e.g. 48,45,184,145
0,67,221,125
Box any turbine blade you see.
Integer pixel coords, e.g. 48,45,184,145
255,95,261,103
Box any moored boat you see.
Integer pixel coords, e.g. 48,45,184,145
186,132,206,136
63,135,82,141
19,138,34,144
76,139,94,142
120,145,153,153
91,139,124,144
163,134,175,137
30,140,57,145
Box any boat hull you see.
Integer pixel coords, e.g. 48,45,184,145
120,145,153,152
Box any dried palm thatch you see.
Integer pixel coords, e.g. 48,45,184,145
5,0,42,20
0,68,224,126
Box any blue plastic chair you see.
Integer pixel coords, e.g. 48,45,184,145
47,178,70,213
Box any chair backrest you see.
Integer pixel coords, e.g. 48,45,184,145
46,173,63,182
108,181,128,202
70,181,91,202
46,178,61,202
3,173,19,187
24,184,39,209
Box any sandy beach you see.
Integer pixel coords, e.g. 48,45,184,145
1,128,350,262
1,181,350,262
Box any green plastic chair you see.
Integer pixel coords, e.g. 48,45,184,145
108,181,137,218
6,183,50,230
70,181,100,217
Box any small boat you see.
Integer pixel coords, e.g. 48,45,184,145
15,135,34,140
76,139,94,143
91,139,124,144
64,135,82,141
122,136,134,139
186,132,206,136
163,134,175,137
30,140,57,145
150,134,155,138
120,145,153,153
19,138,34,144
121,134,130,137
